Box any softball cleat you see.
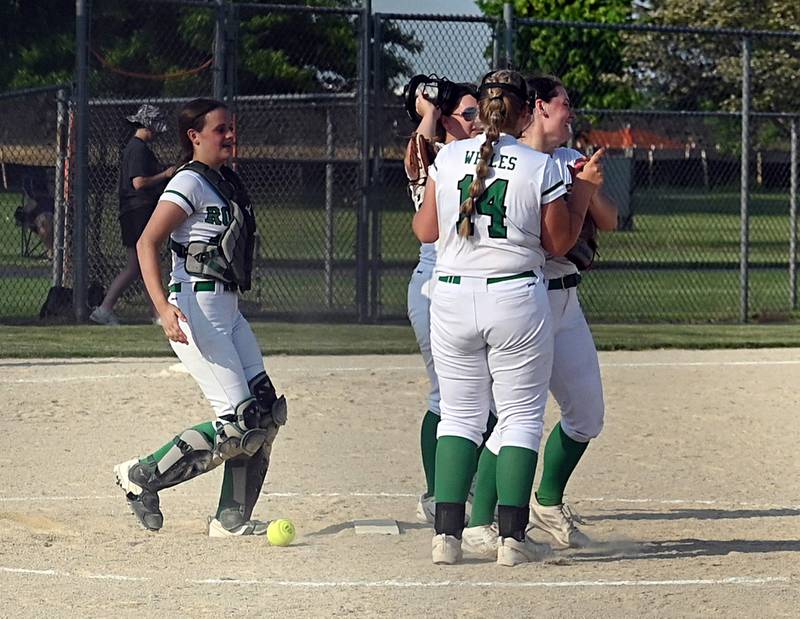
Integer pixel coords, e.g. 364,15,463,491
114,458,163,531
431,533,463,565
461,523,499,558
416,492,435,524
496,536,553,567
208,517,269,537
528,500,590,549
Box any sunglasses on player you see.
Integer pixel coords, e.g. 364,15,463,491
450,106,478,121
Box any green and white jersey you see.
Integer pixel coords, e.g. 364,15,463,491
160,164,232,284
543,147,584,280
430,133,566,279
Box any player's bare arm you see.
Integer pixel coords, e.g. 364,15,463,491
412,178,439,242
588,189,617,230
136,199,189,344
542,148,604,255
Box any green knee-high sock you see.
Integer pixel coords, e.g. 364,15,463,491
536,422,589,507
420,411,440,496
496,446,538,507
434,436,477,503
468,448,498,527
141,421,216,465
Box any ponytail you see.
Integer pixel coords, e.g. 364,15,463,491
458,70,527,238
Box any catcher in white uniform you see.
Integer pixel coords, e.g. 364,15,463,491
114,98,287,537
404,79,487,523
413,70,602,566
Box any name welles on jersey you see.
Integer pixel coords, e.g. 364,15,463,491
463,150,517,170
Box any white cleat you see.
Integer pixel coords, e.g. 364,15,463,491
461,523,499,558
431,533,463,565
529,500,591,549
416,492,435,524
208,517,269,538
113,458,143,496
496,536,553,567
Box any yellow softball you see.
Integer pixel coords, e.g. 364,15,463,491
267,518,296,546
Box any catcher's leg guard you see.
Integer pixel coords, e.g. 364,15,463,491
249,372,288,428
211,375,287,533
127,397,273,497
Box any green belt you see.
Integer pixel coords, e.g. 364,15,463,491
547,273,582,290
438,270,536,285
169,281,238,293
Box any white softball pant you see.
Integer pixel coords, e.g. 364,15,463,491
407,264,440,415
547,287,605,442
168,284,266,419
431,273,553,452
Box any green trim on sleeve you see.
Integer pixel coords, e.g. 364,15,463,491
163,189,195,212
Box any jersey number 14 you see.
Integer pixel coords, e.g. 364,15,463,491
456,175,508,238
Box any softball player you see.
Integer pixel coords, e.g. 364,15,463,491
113,98,287,537
413,70,601,566
522,75,616,548
463,76,614,553
404,82,487,523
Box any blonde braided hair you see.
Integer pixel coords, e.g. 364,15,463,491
458,70,527,238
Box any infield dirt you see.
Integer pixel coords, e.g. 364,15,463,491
1,349,799,617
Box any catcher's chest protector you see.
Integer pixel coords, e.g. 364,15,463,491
171,162,257,291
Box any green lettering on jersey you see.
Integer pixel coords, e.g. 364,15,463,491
455,174,509,238
205,206,222,225
204,205,231,226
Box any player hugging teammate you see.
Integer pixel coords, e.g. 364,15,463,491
403,76,500,523
413,69,606,566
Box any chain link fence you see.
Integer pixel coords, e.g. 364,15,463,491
1,2,798,324
0,86,71,321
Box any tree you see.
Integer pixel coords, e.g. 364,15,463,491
623,0,800,113
478,0,639,109
0,0,74,90
0,0,419,98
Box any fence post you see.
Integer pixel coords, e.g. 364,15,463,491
225,1,238,103
356,0,372,322
790,117,798,309
52,88,68,288
213,0,226,100
369,14,384,320
503,3,514,68
492,19,501,69
73,0,90,321
325,107,334,308
739,36,751,323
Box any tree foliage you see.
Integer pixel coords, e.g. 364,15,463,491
478,0,638,109
0,0,418,97
623,0,800,113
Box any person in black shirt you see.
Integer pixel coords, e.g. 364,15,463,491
91,104,175,325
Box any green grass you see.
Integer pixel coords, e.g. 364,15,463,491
2,185,799,323
4,322,800,358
